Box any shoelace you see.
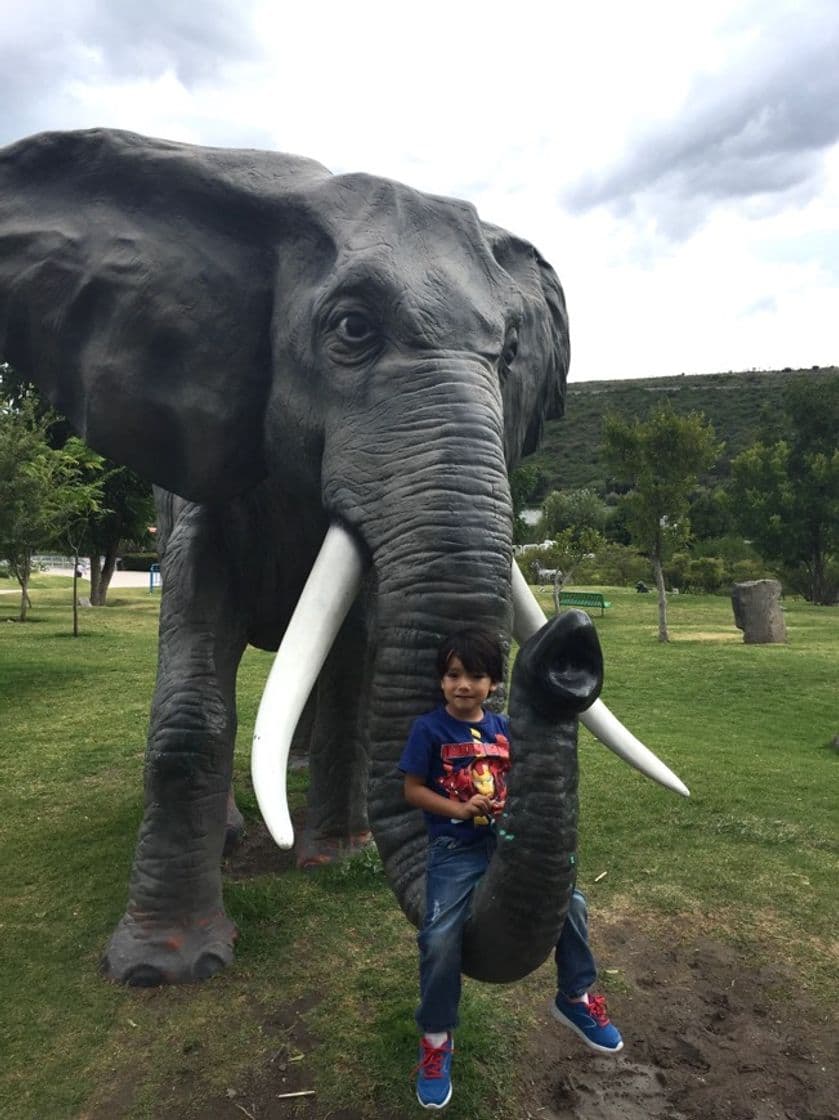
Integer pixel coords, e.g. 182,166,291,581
587,994,611,1026
414,1037,451,1080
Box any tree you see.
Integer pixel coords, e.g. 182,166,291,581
80,466,156,605
1,363,154,605
548,525,605,611
60,438,110,635
603,403,721,641
510,465,542,544
537,487,609,604
541,487,609,538
687,484,733,542
0,400,105,624
727,379,839,604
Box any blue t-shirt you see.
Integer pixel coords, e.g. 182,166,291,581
398,705,511,843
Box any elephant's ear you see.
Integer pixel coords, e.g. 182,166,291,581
0,128,331,501
482,223,569,466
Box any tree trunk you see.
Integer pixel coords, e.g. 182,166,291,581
18,551,31,622
72,548,80,637
99,543,119,603
94,542,118,604
810,531,826,605
652,547,669,642
88,541,119,605
88,556,101,604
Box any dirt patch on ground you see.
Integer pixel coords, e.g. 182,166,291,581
519,916,836,1120
670,631,742,641
223,814,302,880
170,858,836,1120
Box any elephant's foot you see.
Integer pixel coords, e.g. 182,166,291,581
101,908,239,986
295,828,373,869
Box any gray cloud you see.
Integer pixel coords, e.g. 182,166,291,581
86,0,260,85
0,0,262,145
563,2,839,238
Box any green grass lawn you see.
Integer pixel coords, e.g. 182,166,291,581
0,578,836,1118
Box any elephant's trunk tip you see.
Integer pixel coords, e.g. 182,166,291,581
515,610,604,719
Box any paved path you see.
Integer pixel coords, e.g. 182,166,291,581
1,573,156,600
44,567,158,588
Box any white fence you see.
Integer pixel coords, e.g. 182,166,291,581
33,554,89,571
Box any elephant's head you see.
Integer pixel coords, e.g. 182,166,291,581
0,129,683,985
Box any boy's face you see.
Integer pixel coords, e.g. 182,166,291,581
440,655,497,721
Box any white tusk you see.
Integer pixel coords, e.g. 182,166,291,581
512,561,689,797
251,524,366,848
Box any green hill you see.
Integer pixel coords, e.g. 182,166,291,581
523,365,838,497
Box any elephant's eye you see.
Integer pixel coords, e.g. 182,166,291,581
336,312,375,343
328,309,381,366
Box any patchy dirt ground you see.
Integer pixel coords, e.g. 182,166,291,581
176,821,837,1120
188,938,836,1120
519,918,836,1120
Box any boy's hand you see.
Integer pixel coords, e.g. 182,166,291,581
403,774,497,822
455,794,495,820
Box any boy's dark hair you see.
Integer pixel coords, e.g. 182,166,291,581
436,628,504,684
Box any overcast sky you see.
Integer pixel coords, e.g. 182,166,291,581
2,0,837,382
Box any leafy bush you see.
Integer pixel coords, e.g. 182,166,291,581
777,558,839,604
575,542,651,587
693,534,762,566
685,556,727,592
730,557,773,583
665,551,690,590
667,537,777,592
118,551,158,571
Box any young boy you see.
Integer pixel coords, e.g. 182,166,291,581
399,628,622,1111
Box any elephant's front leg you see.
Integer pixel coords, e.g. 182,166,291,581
102,502,247,985
296,599,371,867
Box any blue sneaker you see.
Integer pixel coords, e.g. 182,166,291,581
414,1034,453,1110
551,993,624,1054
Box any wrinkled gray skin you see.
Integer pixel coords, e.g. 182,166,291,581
0,128,588,987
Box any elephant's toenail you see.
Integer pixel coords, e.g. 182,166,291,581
124,965,167,988
194,953,225,980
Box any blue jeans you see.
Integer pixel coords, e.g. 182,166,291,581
416,834,597,1032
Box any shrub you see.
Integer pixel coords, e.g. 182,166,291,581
778,558,839,604
665,551,690,590
730,558,772,583
118,551,158,571
693,534,762,566
576,542,651,587
685,556,726,592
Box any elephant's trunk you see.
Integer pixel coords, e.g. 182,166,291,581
365,530,514,928
368,600,601,985
462,609,602,981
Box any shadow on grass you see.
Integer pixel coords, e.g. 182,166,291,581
47,631,98,640
0,661,111,716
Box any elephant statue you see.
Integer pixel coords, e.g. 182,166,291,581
0,129,686,987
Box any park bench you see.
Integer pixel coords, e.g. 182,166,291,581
557,591,612,616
